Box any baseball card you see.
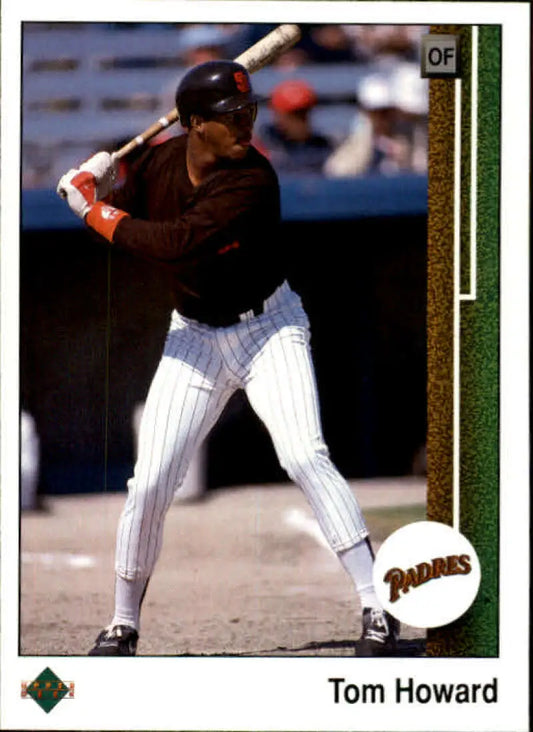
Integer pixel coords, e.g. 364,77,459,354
0,1,530,731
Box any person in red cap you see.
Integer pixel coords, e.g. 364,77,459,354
258,79,334,175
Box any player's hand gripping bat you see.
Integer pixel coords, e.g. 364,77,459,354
114,23,302,160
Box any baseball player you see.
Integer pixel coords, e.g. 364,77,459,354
57,60,400,657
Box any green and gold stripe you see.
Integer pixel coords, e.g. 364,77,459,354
427,24,501,657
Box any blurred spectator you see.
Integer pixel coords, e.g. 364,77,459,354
177,24,229,66
236,24,361,68
271,46,311,70
21,410,40,511
237,24,311,68
299,24,362,63
22,143,54,188
258,79,334,175
342,25,426,66
22,23,430,189
324,70,427,178
391,63,428,173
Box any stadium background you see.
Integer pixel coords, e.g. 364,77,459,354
20,22,428,499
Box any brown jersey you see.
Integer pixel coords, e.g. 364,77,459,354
110,134,286,326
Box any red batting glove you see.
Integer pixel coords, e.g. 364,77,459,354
79,151,118,199
57,169,98,218
57,168,129,242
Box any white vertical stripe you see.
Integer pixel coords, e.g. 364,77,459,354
454,27,480,530
460,24,479,302
469,25,478,301
453,78,462,532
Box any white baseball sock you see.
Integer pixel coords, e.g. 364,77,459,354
337,538,382,609
111,574,147,631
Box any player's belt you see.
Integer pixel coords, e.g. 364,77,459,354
236,300,265,323
211,299,265,327
230,280,288,325
180,281,287,328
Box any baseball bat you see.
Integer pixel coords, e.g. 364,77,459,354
114,24,302,160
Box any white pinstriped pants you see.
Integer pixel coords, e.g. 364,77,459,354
115,281,369,581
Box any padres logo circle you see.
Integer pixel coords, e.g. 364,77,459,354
373,521,481,628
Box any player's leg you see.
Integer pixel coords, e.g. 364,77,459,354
244,320,368,550
90,320,234,654
243,315,398,654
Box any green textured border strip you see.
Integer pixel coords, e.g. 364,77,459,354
427,25,501,657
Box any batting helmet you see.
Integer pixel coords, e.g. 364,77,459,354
176,60,258,128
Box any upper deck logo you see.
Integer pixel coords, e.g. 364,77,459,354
21,667,75,713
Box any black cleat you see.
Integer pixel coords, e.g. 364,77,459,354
357,607,400,657
88,624,139,656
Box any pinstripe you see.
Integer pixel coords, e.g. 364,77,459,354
216,330,243,378
142,331,213,571
117,326,232,579
244,300,368,550
117,334,195,574
165,348,219,492
227,322,255,372
136,338,201,571
284,329,364,544
115,281,368,582
246,327,342,546
120,340,195,575
275,334,365,547
276,297,367,544
143,353,232,572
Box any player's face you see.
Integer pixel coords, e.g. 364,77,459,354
201,104,257,159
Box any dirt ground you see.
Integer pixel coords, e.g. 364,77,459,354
20,477,426,657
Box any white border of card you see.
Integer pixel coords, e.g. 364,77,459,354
1,2,530,731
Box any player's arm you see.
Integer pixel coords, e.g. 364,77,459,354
114,169,279,260
58,166,278,260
